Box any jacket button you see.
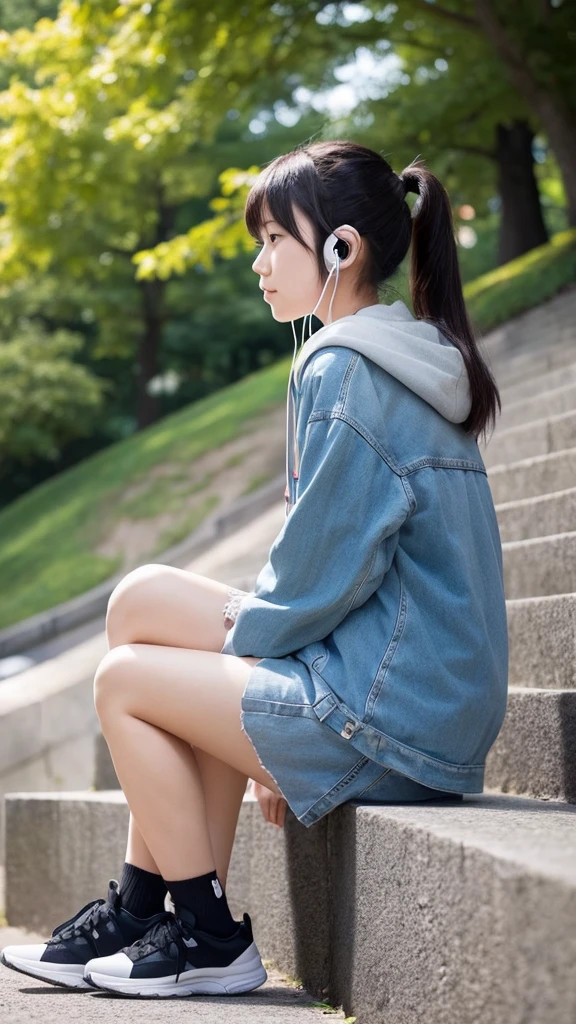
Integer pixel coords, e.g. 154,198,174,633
341,721,355,739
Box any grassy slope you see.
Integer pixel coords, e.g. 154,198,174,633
1,227,575,630
0,358,291,629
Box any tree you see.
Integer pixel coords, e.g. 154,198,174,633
361,0,576,225
0,322,106,475
334,16,552,263
0,0,312,425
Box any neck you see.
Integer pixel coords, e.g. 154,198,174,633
314,284,379,326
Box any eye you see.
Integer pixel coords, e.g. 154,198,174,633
253,234,279,249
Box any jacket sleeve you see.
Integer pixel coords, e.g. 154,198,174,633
220,412,411,659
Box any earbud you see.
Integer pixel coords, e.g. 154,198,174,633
323,229,351,271
290,224,354,360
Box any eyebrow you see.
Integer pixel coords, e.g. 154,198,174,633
263,220,279,227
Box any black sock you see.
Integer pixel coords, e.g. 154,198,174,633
165,869,238,938
119,862,168,919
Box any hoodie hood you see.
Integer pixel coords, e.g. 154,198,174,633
293,299,471,423
284,300,472,509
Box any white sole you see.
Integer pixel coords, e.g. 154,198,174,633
86,952,268,998
1,950,91,990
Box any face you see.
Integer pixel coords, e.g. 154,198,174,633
251,203,326,323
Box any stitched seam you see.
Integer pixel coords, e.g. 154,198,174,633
353,766,393,799
307,409,402,474
335,351,358,413
363,572,408,723
301,755,369,818
341,543,380,620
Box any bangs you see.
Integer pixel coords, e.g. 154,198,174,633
244,151,327,255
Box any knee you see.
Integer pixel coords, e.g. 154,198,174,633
106,564,171,644
94,645,134,719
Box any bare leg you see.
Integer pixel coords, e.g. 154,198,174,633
94,644,282,880
123,753,248,891
105,565,260,889
125,814,159,875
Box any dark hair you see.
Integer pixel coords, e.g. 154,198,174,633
245,140,500,444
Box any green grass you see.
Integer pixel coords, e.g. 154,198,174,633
1,227,574,630
0,359,291,630
240,471,278,496
153,495,221,553
464,227,576,333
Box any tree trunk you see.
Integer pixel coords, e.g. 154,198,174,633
474,0,576,226
136,277,164,429
530,90,576,227
496,120,549,266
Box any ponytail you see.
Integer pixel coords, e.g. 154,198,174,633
399,160,501,445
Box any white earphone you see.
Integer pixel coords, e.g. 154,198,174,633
292,224,354,353
323,229,351,271
286,224,354,500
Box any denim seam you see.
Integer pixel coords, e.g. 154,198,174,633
353,766,394,799
363,573,408,723
307,410,486,476
300,754,370,820
299,415,414,546
309,689,487,772
334,351,358,413
341,544,380,621
307,409,402,474
403,457,487,474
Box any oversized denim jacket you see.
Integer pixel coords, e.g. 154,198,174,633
221,302,509,795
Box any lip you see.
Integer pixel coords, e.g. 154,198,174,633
260,286,276,294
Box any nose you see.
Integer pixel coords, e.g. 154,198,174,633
252,248,268,273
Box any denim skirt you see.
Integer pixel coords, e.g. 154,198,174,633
223,587,464,828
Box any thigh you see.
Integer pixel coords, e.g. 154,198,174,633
106,563,241,652
95,644,282,797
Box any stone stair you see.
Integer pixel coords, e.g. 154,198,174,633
2,285,576,1023
476,295,576,825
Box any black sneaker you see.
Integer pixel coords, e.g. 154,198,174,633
84,902,268,997
0,879,169,990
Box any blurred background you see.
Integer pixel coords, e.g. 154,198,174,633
0,0,574,636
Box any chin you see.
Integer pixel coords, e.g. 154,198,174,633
268,301,318,324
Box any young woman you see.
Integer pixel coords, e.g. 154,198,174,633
1,140,508,999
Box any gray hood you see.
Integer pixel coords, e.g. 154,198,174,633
293,299,471,422
285,300,471,503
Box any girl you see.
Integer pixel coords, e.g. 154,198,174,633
1,140,508,999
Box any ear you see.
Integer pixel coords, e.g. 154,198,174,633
334,224,362,264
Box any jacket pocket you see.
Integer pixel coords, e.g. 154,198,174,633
362,574,408,724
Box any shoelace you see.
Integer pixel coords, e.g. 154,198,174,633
50,897,112,944
126,912,195,983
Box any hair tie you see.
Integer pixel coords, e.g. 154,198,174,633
400,171,420,197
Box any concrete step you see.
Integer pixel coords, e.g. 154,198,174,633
480,409,576,469
496,381,576,432
498,359,576,407
481,286,576,365
487,446,576,503
496,486,576,542
489,336,576,387
485,686,576,802
503,532,576,598
3,790,576,1024
507,592,575,690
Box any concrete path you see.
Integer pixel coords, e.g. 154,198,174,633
0,943,341,1023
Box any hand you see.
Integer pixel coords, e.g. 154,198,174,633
249,779,288,828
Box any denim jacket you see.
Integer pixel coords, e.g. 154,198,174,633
221,301,509,794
